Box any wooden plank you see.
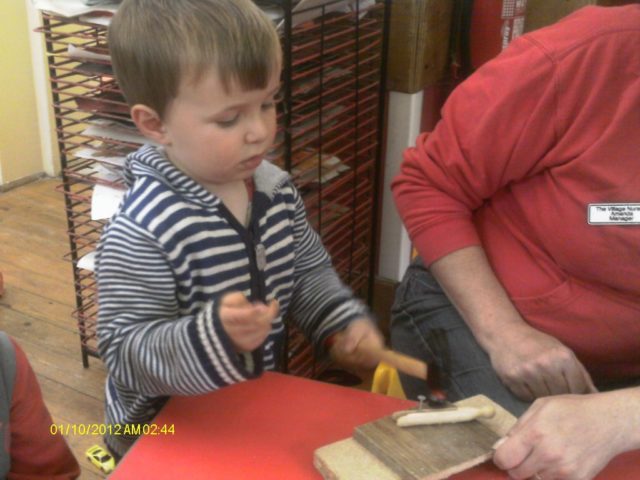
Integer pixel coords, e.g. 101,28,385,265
0,196,69,236
387,0,454,93
40,377,107,480
0,261,76,308
354,416,498,479
0,220,71,269
19,333,107,400
0,179,59,205
316,395,517,480
0,253,75,302
0,286,77,331
0,216,69,247
39,375,104,428
0,306,84,359
524,0,637,32
314,438,400,480
0,184,70,240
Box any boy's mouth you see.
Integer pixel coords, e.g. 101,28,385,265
241,155,264,169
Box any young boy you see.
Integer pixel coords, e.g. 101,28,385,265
97,0,384,457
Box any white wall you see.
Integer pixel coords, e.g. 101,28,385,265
377,90,423,282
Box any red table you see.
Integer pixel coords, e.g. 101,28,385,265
111,372,639,479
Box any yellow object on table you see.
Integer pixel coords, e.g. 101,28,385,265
371,362,406,399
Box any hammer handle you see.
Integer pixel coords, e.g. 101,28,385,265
378,349,427,380
357,342,427,381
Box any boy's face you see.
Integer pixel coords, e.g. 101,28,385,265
159,67,280,186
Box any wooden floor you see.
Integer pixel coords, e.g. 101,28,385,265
0,178,107,479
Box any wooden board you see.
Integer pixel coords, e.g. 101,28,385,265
315,395,517,480
387,0,454,93
524,0,637,33
315,438,400,480
354,415,499,479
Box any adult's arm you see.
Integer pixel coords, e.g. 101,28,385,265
392,36,594,400
430,247,595,400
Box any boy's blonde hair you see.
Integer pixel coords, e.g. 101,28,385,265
108,0,281,119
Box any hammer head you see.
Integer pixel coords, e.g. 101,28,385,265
425,328,451,407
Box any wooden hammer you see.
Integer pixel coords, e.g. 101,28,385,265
353,339,428,381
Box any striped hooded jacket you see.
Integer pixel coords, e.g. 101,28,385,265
96,145,368,455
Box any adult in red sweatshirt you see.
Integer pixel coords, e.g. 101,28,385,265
0,332,80,479
391,5,640,480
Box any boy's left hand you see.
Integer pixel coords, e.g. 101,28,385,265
329,318,384,371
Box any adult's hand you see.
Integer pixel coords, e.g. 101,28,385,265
487,321,597,401
494,389,640,479
429,246,596,401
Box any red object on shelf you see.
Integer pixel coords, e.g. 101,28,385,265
470,0,528,70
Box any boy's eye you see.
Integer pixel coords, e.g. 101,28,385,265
262,94,283,110
215,115,239,128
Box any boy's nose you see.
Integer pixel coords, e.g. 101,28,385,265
246,114,271,144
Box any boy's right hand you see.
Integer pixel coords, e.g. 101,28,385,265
219,292,279,353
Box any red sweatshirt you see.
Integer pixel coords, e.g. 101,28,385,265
7,338,80,479
392,5,640,382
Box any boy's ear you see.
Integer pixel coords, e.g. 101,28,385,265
130,104,170,145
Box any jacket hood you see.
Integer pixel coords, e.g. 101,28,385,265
123,144,289,207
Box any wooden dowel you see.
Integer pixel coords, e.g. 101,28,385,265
396,405,496,427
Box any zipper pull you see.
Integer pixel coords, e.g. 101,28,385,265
255,243,267,271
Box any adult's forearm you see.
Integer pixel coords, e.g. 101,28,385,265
611,386,640,451
631,387,640,449
428,246,527,352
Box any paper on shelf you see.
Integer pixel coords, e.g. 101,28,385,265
78,13,112,26
83,120,150,146
73,62,114,77
291,149,349,184
80,162,123,183
75,147,127,168
68,44,111,63
277,0,345,29
91,184,125,220
77,251,97,272
32,0,119,17
255,2,284,22
275,0,374,30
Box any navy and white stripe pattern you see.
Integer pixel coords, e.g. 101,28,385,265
95,145,368,455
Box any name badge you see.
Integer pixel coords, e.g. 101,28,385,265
588,203,640,225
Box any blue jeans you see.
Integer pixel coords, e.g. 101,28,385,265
390,257,530,416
